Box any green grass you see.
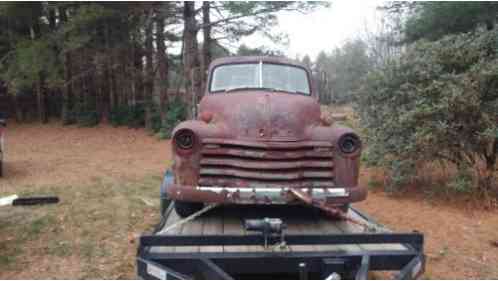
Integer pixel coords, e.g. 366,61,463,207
0,175,161,278
47,240,72,257
25,215,56,236
0,255,16,268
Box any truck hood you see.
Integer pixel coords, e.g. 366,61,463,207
199,91,321,141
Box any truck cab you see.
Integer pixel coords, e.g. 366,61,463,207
166,56,366,217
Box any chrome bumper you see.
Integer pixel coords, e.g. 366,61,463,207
166,183,358,205
197,186,349,199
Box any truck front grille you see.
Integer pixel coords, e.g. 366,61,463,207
199,138,335,188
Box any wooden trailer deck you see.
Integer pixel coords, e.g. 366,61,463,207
150,204,407,255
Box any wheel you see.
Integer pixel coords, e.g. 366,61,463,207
174,200,204,217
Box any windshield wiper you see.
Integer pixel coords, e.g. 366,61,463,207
223,87,309,96
224,86,259,93
269,88,309,95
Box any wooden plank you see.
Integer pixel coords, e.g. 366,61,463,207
335,208,406,251
150,204,405,256
334,208,373,252
199,209,224,253
150,207,183,253
174,212,204,253
351,209,406,251
285,213,318,252
222,207,250,253
313,210,363,253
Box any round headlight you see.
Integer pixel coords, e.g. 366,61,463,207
174,129,195,150
338,133,361,154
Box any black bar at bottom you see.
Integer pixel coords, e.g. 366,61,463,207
12,196,59,206
140,233,423,247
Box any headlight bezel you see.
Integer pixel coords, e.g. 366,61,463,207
174,128,196,150
338,133,361,155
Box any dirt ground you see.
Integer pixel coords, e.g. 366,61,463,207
0,122,497,279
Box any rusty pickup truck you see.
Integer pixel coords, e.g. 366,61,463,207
165,56,366,217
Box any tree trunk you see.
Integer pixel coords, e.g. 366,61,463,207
36,75,47,123
201,2,212,96
60,6,73,124
48,6,56,30
144,18,154,131
134,38,144,106
30,22,48,124
183,1,201,117
485,138,497,171
156,13,169,127
100,21,112,122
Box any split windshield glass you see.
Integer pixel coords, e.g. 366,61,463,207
210,62,311,95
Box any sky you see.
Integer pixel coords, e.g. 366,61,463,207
241,1,386,60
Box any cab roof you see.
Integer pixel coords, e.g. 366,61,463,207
208,56,310,73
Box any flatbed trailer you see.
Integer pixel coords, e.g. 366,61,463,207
137,204,425,279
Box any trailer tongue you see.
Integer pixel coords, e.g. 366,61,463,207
137,204,425,279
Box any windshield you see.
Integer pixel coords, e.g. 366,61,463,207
210,62,311,95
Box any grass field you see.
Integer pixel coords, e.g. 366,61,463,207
1,176,161,279
0,122,497,279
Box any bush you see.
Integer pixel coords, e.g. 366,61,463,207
76,110,99,127
108,97,188,138
66,100,100,127
160,97,188,137
109,104,145,128
448,167,474,194
357,29,498,195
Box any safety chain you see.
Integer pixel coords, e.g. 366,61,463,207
336,211,391,233
158,203,220,234
288,188,390,233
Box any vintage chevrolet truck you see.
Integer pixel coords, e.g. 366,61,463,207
165,56,366,217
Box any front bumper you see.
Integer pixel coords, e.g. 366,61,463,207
166,183,367,205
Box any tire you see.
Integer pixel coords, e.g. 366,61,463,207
174,200,204,217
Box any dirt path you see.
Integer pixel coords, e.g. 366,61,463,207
0,122,497,279
357,189,498,279
0,122,170,279
0,121,170,191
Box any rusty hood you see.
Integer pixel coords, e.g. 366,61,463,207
199,91,321,141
